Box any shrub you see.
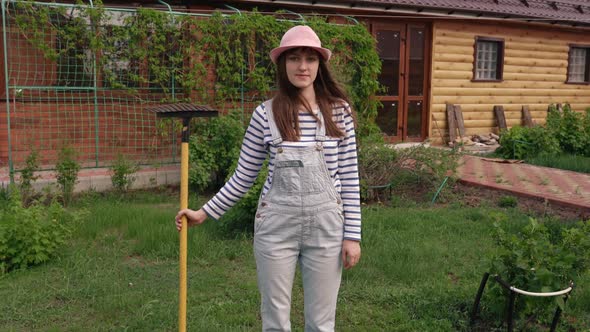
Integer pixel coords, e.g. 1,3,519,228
216,161,269,238
0,184,9,205
546,104,589,156
358,143,459,202
399,145,458,186
109,153,139,192
19,150,40,203
0,186,77,274
357,114,386,146
486,215,590,329
583,108,590,157
55,146,80,206
358,142,398,201
497,125,560,160
188,111,244,192
497,195,518,208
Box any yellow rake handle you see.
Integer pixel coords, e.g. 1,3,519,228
179,141,189,332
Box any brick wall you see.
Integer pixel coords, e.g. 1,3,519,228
1,99,178,170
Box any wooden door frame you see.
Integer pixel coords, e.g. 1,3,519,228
403,23,431,142
371,21,432,143
372,22,405,142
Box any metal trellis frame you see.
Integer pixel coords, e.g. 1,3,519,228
1,0,354,183
470,272,574,332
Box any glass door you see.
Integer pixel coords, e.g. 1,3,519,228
374,23,429,142
374,24,404,140
405,25,426,141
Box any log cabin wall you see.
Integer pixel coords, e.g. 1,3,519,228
429,20,590,145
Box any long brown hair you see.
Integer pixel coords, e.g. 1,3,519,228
272,47,351,141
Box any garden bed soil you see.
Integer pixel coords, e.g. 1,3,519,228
451,182,589,222
381,181,588,222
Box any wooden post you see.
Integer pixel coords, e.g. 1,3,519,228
446,103,457,143
453,105,465,138
493,105,507,131
522,105,534,127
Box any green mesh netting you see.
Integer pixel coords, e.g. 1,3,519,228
2,1,185,173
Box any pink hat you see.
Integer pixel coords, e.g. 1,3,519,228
270,25,332,64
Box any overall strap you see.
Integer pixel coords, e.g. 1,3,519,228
263,100,283,146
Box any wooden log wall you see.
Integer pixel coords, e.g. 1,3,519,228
429,21,590,145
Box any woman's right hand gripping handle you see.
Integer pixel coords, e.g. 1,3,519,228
175,208,208,231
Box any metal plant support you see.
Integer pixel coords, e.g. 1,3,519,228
470,272,574,332
1,0,358,184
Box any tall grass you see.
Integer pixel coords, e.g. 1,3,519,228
527,153,590,174
479,150,590,174
1,192,589,331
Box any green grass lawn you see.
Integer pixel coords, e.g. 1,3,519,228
1,191,589,331
480,151,590,174
526,153,590,174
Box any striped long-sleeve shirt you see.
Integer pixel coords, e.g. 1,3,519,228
202,101,362,241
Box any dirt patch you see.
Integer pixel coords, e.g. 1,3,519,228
451,182,590,222
379,181,589,221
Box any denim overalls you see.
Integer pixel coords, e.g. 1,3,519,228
254,102,344,332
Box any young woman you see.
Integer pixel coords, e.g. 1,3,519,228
175,25,361,331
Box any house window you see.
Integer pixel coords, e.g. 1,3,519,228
567,46,590,83
473,37,504,81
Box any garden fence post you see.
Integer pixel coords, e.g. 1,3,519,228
507,291,516,332
470,272,490,327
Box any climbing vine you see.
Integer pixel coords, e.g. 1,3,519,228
11,1,381,119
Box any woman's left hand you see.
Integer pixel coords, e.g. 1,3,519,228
342,240,361,269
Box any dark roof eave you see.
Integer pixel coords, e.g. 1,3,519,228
228,0,590,28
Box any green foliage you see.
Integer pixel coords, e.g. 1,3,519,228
497,195,518,208
487,215,590,328
109,153,139,192
0,186,76,274
400,145,459,187
497,104,590,160
2,190,590,330
18,150,40,203
357,114,386,146
197,11,280,105
119,8,184,94
13,1,67,62
584,109,590,156
14,0,98,86
497,125,560,160
55,146,81,206
188,112,245,192
527,153,590,174
358,144,459,202
0,184,9,205
358,142,398,201
13,4,380,117
217,162,269,238
392,145,459,204
546,104,590,157
12,3,382,196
